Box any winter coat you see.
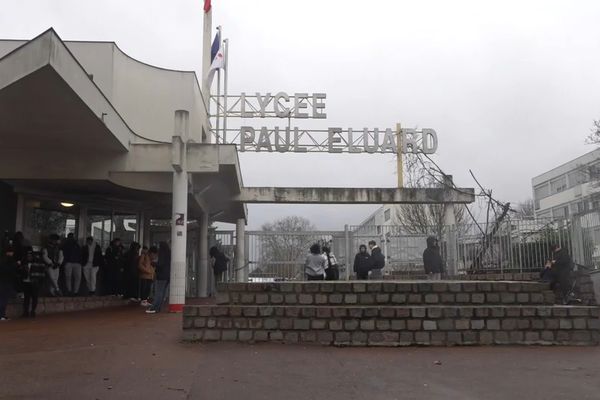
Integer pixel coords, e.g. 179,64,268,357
552,248,572,272
369,246,385,270
81,242,104,267
423,236,444,274
211,251,229,274
62,238,82,264
156,248,171,281
0,250,17,285
305,253,327,277
42,244,63,269
353,252,371,274
104,244,124,272
137,253,155,280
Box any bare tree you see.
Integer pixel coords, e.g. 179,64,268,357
514,199,535,218
255,216,316,279
394,153,467,239
586,120,600,145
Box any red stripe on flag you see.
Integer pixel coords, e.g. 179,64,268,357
204,0,211,13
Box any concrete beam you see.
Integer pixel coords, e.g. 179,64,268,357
235,187,475,204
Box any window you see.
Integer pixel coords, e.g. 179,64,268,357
567,169,587,188
384,209,391,222
550,176,567,194
534,184,550,201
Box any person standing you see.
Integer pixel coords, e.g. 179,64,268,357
368,240,385,280
81,236,104,295
322,246,339,281
137,246,155,307
104,238,124,296
124,242,141,301
42,234,63,296
423,236,444,280
304,243,327,281
209,246,229,290
0,241,17,321
62,233,82,296
19,250,46,318
146,241,170,314
550,244,573,304
353,244,371,280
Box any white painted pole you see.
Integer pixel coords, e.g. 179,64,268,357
443,175,457,277
169,110,189,312
199,211,209,297
223,38,229,144
201,6,212,143
235,218,245,282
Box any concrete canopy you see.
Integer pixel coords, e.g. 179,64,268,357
0,28,247,223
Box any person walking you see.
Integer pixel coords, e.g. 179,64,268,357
103,238,124,296
0,241,17,321
81,236,104,295
18,250,46,318
353,244,371,280
42,234,63,296
62,233,82,296
137,246,155,307
146,242,170,314
304,243,327,281
322,245,339,280
423,236,444,280
368,240,385,280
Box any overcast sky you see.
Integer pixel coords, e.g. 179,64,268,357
2,0,600,230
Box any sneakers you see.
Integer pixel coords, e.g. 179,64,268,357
145,309,157,314
0,317,9,321
140,300,149,307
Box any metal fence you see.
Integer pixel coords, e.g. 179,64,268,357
244,212,600,281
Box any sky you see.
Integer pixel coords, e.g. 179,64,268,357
2,0,600,230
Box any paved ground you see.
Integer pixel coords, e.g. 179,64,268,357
1,307,600,400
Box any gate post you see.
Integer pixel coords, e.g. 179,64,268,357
345,225,351,280
443,175,457,276
236,218,246,282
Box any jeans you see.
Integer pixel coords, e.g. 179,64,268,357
306,274,324,281
23,281,40,316
82,265,99,293
151,280,168,312
140,279,153,300
356,271,369,280
64,262,82,294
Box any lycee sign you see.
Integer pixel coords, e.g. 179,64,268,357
221,92,438,154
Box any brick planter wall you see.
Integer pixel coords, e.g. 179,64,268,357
6,296,130,318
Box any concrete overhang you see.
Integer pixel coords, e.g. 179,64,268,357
0,28,131,151
235,187,476,204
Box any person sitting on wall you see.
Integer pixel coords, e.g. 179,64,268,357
305,243,327,281
322,246,339,281
353,244,371,280
423,236,444,280
42,234,63,297
540,259,554,283
368,240,385,280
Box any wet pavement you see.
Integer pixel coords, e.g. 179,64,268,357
1,306,600,399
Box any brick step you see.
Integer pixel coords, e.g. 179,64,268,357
6,296,131,318
216,281,556,306
183,304,600,346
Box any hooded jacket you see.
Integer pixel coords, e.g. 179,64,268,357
353,251,371,274
369,246,385,270
423,236,444,274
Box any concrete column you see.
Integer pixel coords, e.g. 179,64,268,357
14,193,25,232
77,206,88,242
443,175,457,276
198,211,209,297
140,212,151,247
168,110,189,313
235,218,246,282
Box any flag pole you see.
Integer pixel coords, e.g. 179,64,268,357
215,26,222,144
223,38,228,144
202,2,212,142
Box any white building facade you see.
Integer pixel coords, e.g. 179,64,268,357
532,148,600,220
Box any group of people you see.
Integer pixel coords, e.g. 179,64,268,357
304,240,386,281
0,231,174,320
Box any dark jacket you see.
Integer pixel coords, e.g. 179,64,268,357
104,244,124,271
423,236,444,274
210,250,229,274
81,242,104,267
156,248,171,281
62,238,82,264
552,248,572,272
353,252,371,274
0,248,17,285
369,246,385,270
